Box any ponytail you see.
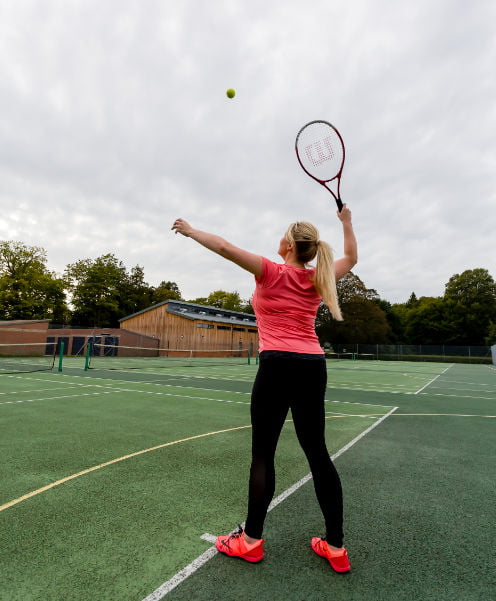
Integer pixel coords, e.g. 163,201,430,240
314,240,343,321
285,222,343,321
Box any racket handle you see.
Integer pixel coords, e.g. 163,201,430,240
335,198,343,212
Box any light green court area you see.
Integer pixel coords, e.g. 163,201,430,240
1,361,494,601
325,359,448,393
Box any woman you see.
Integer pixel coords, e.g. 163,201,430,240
171,204,357,572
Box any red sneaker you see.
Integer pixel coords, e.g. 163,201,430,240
311,537,351,573
215,526,264,563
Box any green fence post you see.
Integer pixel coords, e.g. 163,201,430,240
84,343,92,371
58,341,64,372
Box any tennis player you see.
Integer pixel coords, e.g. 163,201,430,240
172,204,357,572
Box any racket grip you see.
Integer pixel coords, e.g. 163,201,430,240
335,198,343,212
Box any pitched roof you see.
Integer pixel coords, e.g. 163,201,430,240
119,300,257,328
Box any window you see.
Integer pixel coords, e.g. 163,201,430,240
45,337,55,355
197,323,213,329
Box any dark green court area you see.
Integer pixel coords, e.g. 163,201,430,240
1,361,494,601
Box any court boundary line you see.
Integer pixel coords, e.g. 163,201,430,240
141,406,398,601
418,392,495,401
414,364,453,394
329,412,496,418
2,369,450,398
1,373,402,408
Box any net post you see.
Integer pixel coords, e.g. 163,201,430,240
84,343,91,371
247,349,251,365
58,341,64,372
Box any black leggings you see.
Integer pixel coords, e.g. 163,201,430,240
244,352,344,547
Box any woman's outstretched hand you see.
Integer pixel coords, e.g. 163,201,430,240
171,218,194,236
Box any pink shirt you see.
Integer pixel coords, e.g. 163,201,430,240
252,257,323,354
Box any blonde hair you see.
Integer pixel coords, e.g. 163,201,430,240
285,222,343,321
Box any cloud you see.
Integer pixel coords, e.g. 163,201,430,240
0,0,495,305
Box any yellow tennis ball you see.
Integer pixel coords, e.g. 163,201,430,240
226,88,235,99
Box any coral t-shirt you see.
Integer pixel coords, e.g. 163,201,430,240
252,257,323,354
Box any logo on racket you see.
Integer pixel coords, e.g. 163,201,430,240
304,137,336,167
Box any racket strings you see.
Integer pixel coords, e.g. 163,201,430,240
304,135,336,167
296,122,344,182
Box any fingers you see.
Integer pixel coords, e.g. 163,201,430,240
337,204,352,222
171,218,183,231
171,218,191,236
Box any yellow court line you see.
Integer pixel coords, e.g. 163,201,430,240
0,424,252,514
0,414,370,513
5,411,490,514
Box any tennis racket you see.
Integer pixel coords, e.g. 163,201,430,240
295,120,345,211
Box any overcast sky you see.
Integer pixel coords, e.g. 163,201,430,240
1,0,494,305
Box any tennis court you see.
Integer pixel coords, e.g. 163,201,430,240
1,358,494,601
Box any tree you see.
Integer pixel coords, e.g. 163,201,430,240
335,272,378,304
65,254,129,327
443,268,496,344
404,297,452,344
0,241,68,321
373,298,404,342
119,266,154,316
406,292,419,308
190,290,245,312
152,281,182,303
189,296,208,306
240,298,255,315
316,272,392,344
485,321,496,346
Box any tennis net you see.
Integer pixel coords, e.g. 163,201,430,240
85,343,252,370
0,342,57,373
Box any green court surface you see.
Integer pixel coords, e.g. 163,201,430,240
1,360,494,601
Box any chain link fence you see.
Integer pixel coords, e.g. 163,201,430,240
324,343,492,364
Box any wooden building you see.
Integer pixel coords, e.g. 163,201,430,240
119,300,259,356
0,300,259,359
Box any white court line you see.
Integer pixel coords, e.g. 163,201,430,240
0,390,123,406
327,385,416,395
0,385,82,396
141,406,398,601
326,412,377,420
418,392,496,401
1,374,398,410
428,385,494,392
2,371,254,397
414,364,453,395
0,389,251,408
326,399,394,408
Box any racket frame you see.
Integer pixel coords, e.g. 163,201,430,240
295,120,345,211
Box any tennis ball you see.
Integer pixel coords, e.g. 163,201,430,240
226,88,236,99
